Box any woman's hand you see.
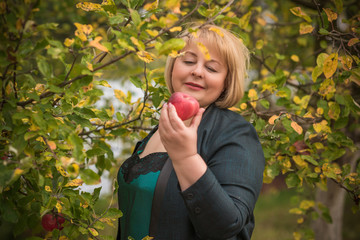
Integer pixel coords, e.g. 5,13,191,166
159,103,207,190
158,103,205,162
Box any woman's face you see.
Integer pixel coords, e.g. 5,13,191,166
171,40,228,108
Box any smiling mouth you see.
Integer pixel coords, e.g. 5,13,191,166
185,82,204,89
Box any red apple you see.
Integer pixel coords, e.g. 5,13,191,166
41,213,65,231
41,214,57,231
168,92,199,120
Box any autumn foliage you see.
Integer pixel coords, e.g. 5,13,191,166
0,0,359,239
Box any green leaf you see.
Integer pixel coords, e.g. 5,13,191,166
302,155,319,166
1,200,19,223
312,66,323,82
86,148,107,158
129,76,143,89
104,208,123,219
286,173,301,188
152,91,163,108
158,38,186,56
74,107,97,118
328,101,340,120
334,117,348,129
129,9,141,26
260,99,270,109
37,58,52,78
80,169,100,185
319,28,330,35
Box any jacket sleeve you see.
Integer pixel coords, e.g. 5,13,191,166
180,116,265,239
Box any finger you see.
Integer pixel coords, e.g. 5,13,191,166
168,103,185,130
159,103,171,134
190,108,205,128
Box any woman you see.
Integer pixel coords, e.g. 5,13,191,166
117,24,265,240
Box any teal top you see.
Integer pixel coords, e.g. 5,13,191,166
117,128,167,240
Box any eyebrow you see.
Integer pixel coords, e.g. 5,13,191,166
184,51,222,65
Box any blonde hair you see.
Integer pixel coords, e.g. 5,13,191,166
164,24,250,108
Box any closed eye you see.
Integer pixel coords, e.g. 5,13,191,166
206,66,217,72
183,61,195,65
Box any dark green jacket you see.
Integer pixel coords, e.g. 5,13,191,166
119,104,265,240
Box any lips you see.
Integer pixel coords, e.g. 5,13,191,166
185,82,204,89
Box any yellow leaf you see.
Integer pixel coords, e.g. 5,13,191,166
239,11,252,30
268,115,279,125
56,201,62,213
291,121,303,135
289,208,304,215
136,51,155,63
36,136,46,144
65,179,84,187
114,89,127,103
56,166,70,177
290,7,311,22
265,11,278,23
261,83,277,93
228,107,240,112
293,231,302,240
257,17,267,26
255,40,264,50
142,236,154,240
165,0,181,13
319,78,336,100
196,42,211,60
299,23,314,34
291,55,299,62
248,89,258,108
75,29,87,42
314,142,324,149
130,36,144,51
297,217,304,224
240,103,247,110
64,38,74,47
293,155,308,168
45,185,52,192
313,120,331,133
144,1,159,11
339,55,353,70
169,26,182,32
99,217,116,227
317,107,324,115
89,36,108,52
35,83,45,93
348,38,360,47
117,39,136,51
47,141,56,150
323,8,337,22
276,90,289,98
146,29,159,37
303,112,314,118
89,228,99,236
323,53,338,78
76,2,102,12
300,200,315,210
60,156,73,167
209,27,224,37
85,62,93,71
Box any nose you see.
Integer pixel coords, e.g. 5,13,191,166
191,64,204,78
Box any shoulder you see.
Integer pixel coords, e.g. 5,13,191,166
200,105,254,133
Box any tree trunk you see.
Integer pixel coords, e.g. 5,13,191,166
312,149,359,240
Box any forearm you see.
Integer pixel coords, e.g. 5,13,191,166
170,153,207,191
